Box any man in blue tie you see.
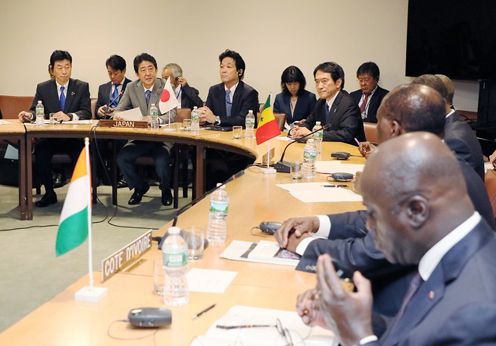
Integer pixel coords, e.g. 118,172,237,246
291,61,365,145
18,50,91,207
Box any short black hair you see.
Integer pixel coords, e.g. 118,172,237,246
133,53,157,74
356,62,380,81
280,66,306,96
106,55,126,71
313,62,345,89
49,50,72,68
219,49,246,80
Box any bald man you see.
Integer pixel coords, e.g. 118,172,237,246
276,84,495,317
298,132,496,345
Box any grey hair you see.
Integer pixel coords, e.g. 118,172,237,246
164,63,183,78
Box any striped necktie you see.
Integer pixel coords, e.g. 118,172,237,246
225,89,232,117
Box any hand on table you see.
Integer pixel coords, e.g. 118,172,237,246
275,216,320,249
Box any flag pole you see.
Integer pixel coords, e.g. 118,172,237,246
84,137,94,288
266,141,271,168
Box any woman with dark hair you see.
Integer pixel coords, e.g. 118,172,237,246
273,65,316,128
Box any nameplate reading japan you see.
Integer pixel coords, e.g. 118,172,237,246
98,119,148,128
101,230,152,282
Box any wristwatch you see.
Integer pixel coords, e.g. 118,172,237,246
214,116,221,125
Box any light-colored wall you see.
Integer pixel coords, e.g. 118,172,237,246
0,0,480,111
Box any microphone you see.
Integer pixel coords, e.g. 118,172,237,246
157,169,246,249
274,123,330,173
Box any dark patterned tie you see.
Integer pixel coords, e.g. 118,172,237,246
145,90,151,107
225,89,232,117
110,84,119,107
360,93,370,119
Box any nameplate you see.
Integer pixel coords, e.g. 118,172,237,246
101,230,152,282
99,119,149,128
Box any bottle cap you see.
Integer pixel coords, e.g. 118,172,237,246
168,226,180,235
316,121,321,125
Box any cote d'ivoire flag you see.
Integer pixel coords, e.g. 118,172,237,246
256,95,280,144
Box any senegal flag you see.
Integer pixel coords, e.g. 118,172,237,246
256,95,281,145
55,144,91,256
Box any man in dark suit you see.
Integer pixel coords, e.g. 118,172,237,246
18,50,91,207
350,62,389,123
276,84,495,318
115,53,175,206
162,63,203,109
95,55,131,119
291,61,365,144
297,133,496,345
198,49,259,190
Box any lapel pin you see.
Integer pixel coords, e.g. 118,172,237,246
428,291,435,300
71,91,75,96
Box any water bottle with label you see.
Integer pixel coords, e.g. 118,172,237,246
35,100,44,125
207,184,229,245
245,110,255,138
312,121,323,156
302,138,317,179
191,106,200,134
162,226,189,306
150,103,159,129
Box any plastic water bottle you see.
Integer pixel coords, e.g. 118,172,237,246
150,103,159,129
207,184,229,245
162,226,189,306
312,121,323,156
191,106,200,134
245,110,255,138
35,100,44,125
302,138,317,179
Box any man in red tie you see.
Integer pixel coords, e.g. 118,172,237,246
350,62,389,123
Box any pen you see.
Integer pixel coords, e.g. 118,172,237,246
192,303,216,320
354,137,361,146
323,184,347,188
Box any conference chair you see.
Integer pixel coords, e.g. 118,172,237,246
364,122,378,145
485,169,496,223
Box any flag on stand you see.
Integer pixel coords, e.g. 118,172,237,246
256,95,281,145
159,77,179,113
55,146,91,256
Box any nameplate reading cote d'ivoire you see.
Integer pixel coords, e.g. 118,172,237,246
98,119,149,128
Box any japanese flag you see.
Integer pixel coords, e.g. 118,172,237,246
159,77,179,113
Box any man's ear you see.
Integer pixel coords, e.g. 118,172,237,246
391,120,403,137
335,78,342,89
405,195,429,229
238,69,243,76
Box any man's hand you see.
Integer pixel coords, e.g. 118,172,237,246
177,77,188,87
275,216,320,248
286,231,312,252
317,254,374,346
291,126,312,139
198,106,215,124
18,111,33,123
359,141,375,158
296,288,327,328
97,105,114,118
52,111,70,122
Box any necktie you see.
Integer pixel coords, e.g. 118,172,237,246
110,84,119,107
59,86,66,111
225,89,232,117
325,104,332,123
145,90,151,106
360,93,370,118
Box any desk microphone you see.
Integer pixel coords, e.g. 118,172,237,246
157,169,246,249
274,123,330,173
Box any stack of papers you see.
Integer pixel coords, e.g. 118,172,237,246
220,240,300,267
191,305,337,346
277,182,362,203
315,161,364,174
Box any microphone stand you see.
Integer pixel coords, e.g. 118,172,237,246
274,123,329,173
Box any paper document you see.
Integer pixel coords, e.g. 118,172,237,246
187,268,237,294
274,135,292,142
315,161,364,174
4,144,18,160
277,182,362,203
220,240,300,267
113,107,143,121
485,162,494,173
0,120,10,125
191,305,337,346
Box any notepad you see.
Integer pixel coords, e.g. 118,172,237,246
220,240,299,266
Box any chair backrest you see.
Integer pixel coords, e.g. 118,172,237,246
175,108,192,123
0,95,34,119
256,112,286,131
91,98,97,119
485,169,496,218
364,122,378,144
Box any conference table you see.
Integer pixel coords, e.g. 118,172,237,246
0,120,27,220
0,131,365,345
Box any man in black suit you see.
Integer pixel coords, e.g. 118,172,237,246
18,50,91,207
162,63,203,109
298,133,496,345
276,84,495,318
95,55,131,119
291,61,365,144
350,62,389,123
198,49,259,190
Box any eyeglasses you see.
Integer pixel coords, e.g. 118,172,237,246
276,318,294,346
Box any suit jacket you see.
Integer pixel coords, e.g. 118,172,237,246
95,77,131,118
205,81,259,127
179,83,203,109
444,111,485,180
273,89,317,124
304,91,365,144
350,86,389,123
29,78,91,119
375,219,496,345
